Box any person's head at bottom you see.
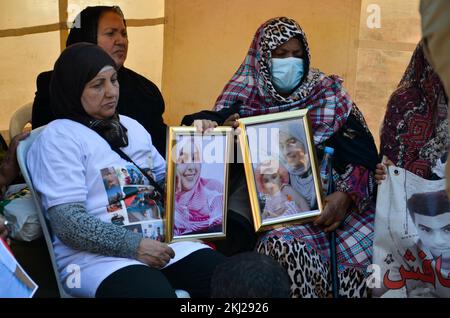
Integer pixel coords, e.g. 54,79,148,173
210,251,290,298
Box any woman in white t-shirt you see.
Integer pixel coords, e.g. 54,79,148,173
27,43,226,298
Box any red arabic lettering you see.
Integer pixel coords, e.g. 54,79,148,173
383,269,405,289
384,249,438,289
435,256,450,288
404,249,416,262
419,258,436,287
418,250,427,260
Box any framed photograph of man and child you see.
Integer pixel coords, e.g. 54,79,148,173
165,127,233,242
238,109,324,232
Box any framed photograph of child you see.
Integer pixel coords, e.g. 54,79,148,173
238,109,324,232
165,127,233,242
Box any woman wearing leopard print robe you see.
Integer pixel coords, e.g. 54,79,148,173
211,17,379,298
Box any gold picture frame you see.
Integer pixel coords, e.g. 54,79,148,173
165,127,232,242
238,110,324,232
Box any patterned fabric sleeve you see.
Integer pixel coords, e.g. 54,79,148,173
48,202,142,258
335,164,375,214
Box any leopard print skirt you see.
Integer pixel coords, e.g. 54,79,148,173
256,236,368,298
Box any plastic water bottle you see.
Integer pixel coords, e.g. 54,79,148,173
319,147,334,196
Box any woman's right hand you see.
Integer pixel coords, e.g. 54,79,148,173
223,113,240,129
192,113,240,134
193,119,218,133
375,156,394,184
136,238,175,269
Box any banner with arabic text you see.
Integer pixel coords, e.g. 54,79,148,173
372,166,450,297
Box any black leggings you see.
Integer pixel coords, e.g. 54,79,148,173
95,248,226,298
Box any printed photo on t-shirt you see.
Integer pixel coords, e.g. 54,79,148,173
122,220,165,241
115,165,146,186
101,167,123,204
106,200,125,213
123,223,143,235
110,212,126,226
141,220,165,242
116,167,132,186
128,166,145,185
124,186,161,223
101,165,165,241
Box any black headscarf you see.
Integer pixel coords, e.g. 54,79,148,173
32,5,167,156
66,6,125,47
50,42,128,148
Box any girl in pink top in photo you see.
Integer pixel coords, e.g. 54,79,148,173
255,159,310,221
173,137,224,236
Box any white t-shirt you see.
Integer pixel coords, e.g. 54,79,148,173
27,116,209,297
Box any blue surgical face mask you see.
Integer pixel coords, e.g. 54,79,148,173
270,57,305,94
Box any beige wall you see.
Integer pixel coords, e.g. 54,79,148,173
162,0,361,126
1,0,424,148
0,1,60,141
0,0,164,142
0,31,60,134
355,0,421,147
163,0,422,149
0,0,60,29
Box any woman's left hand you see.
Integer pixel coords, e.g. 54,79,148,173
314,191,351,232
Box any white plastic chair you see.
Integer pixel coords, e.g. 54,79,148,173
17,126,190,298
9,102,33,141
16,126,71,298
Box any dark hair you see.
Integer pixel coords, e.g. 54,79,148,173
66,6,126,47
211,252,290,298
407,190,450,221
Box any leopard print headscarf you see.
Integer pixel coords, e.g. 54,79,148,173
214,17,355,144
214,17,330,114
258,17,322,102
